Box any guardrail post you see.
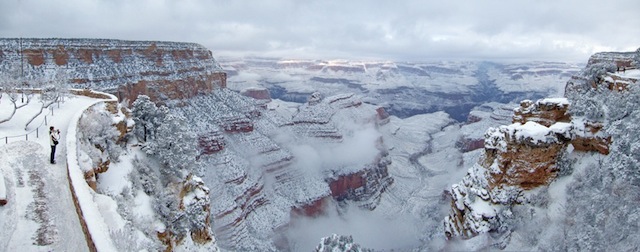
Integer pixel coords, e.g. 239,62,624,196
5,137,6,144
37,127,39,138
45,115,47,125
26,134,28,141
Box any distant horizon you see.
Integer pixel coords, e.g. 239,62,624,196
0,35,632,65
2,0,638,64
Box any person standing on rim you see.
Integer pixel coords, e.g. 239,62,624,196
50,126,60,164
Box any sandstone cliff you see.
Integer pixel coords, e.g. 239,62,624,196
444,97,610,241
0,38,226,103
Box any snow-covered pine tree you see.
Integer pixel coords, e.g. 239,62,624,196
154,113,199,178
131,95,167,142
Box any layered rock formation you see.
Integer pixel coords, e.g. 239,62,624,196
222,58,579,121
0,38,226,103
444,97,610,240
172,89,392,250
587,51,637,68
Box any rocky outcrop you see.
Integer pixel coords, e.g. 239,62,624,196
157,175,217,251
180,174,214,244
570,119,611,155
376,107,390,125
587,51,637,68
444,98,610,240
241,87,271,101
77,99,132,190
0,38,226,103
197,131,225,156
221,117,254,133
291,196,330,217
328,154,393,209
512,98,571,127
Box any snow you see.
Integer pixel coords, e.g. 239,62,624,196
612,69,640,79
133,189,155,221
511,121,553,142
469,198,496,218
63,90,119,251
0,90,118,251
487,120,573,150
538,97,570,106
0,166,5,203
95,193,127,231
97,151,135,195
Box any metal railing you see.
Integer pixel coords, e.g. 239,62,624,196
1,106,57,145
1,93,65,145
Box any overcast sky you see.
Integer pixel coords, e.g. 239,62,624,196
1,0,638,62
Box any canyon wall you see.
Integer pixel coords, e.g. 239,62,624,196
0,38,226,103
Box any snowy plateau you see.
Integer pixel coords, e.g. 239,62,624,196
1,38,639,252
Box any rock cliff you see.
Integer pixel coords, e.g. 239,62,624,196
443,49,640,249
444,97,610,241
0,38,226,103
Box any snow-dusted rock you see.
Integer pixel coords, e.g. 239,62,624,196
445,97,611,241
0,38,226,103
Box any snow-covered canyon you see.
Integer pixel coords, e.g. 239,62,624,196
1,38,639,251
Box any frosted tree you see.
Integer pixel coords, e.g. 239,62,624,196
24,70,70,129
132,95,167,142
561,84,640,251
129,156,161,195
153,113,200,178
0,61,32,124
77,107,124,163
582,62,615,85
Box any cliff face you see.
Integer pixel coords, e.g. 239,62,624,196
443,49,640,249
444,97,610,241
173,90,392,250
0,38,226,103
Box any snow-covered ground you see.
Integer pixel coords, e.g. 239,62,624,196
0,93,104,251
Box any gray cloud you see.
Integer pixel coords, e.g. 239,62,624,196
1,0,638,62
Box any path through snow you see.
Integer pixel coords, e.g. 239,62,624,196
0,94,101,251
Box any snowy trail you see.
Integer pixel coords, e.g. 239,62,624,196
0,142,85,251
0,95,102,251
